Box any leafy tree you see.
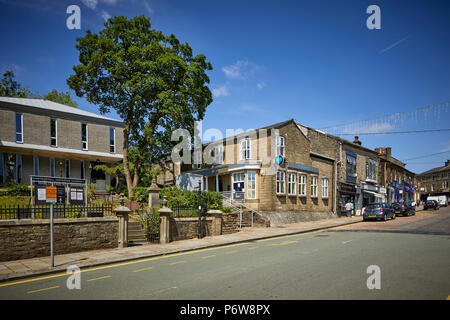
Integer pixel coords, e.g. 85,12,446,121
67,15,213,197
43,89,78,107
0,70,36,98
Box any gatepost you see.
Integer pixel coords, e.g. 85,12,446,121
114,194,130,248
207,209,223,236
158,196,172,244
147,178,160,209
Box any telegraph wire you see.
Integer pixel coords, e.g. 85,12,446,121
402,151,450,162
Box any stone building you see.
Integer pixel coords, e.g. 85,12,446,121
0,97,124,189
417,160,450,202
375,147,417,203
303,128,384,215
176,119,336,216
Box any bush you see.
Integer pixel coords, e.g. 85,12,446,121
220,206,234,213
6,182,30,196
131,187,148,203
159,186,222,210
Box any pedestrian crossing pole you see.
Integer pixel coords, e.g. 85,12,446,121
46,186,57,268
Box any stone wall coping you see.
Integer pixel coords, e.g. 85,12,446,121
0,217,118,226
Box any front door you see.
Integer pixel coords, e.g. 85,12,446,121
232,172,245,200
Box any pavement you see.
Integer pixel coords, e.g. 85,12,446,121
0,215,366,283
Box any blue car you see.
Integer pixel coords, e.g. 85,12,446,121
363,202,396,221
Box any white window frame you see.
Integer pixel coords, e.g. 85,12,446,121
276,136,285,157
82,123,88,150
247,171,256,200
240,138,251,160
310,175,318,198
214,145,223,165
33,156,39,176
276,171,285,195
192,150,202,169
15,113,23,143
50,118,57,147
288,172,296,196
321,177,329,199
109,127,115,153
298,174,307,196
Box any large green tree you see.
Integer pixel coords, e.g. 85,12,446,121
43,89,78,107
0,70,35,98
67,15,213,197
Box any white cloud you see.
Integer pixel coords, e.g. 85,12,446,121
222,60,249,79
101,10,111,21
256,82,265,89
212,85,229,98
100,0,118,5
143,0,154,14
81,0,98,10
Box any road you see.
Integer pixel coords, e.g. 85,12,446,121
0,206,449,300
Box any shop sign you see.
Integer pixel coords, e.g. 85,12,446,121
287,162,319,174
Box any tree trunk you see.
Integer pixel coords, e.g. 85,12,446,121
122,121,133,199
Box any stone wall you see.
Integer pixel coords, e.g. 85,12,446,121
169,217,221,241
0,217,118,262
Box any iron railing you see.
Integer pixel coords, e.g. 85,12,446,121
0,204,113,220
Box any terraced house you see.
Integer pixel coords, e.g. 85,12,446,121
417,160,450,202
0,97,124,189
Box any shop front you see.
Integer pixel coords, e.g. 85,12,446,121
338,181,357,216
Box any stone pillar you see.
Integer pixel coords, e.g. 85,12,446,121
114,195,131,248
207,209,222,236
158,196,172,244
147,178,160,209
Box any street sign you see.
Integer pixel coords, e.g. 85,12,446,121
46,186,57,203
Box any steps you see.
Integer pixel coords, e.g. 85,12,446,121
128,221,148,244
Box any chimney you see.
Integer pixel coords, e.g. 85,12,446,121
353,136,362,145
385,147,391,158
446,160,450,167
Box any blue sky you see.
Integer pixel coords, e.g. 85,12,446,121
1,0,449,173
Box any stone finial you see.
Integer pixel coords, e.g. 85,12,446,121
147,178,160,192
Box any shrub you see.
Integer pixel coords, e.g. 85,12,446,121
159,186,222,210
131,187,148,203
6,182,30,196
220,206,234,213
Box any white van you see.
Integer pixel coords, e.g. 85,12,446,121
427,195,448,207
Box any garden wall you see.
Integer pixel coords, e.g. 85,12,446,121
0,217,118,262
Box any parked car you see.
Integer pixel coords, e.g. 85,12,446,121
424,200,440,210
392,201,415,216
427,195,448,207
363,202,396,221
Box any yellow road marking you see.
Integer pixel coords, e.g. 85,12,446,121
0,222,362,289
0,242,249,288
87,275,111,282
170,261,186,265
132,266,153,273
247,246,259,250
269,240,298,246
27,286,59,294
202,255,216,259
225,250,238,254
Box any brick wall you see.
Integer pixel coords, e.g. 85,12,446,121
0,217,118,262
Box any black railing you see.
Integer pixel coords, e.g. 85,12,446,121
170,205,207,218
0,204,113,220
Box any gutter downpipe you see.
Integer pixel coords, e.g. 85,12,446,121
334,141,343,215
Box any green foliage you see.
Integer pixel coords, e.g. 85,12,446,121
131,187,148,203
0,70,36,98
43,89,78,107
5,182,30,196
159,186,222,210
220,206,234,213
0,195,31,207
67,15,213,197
